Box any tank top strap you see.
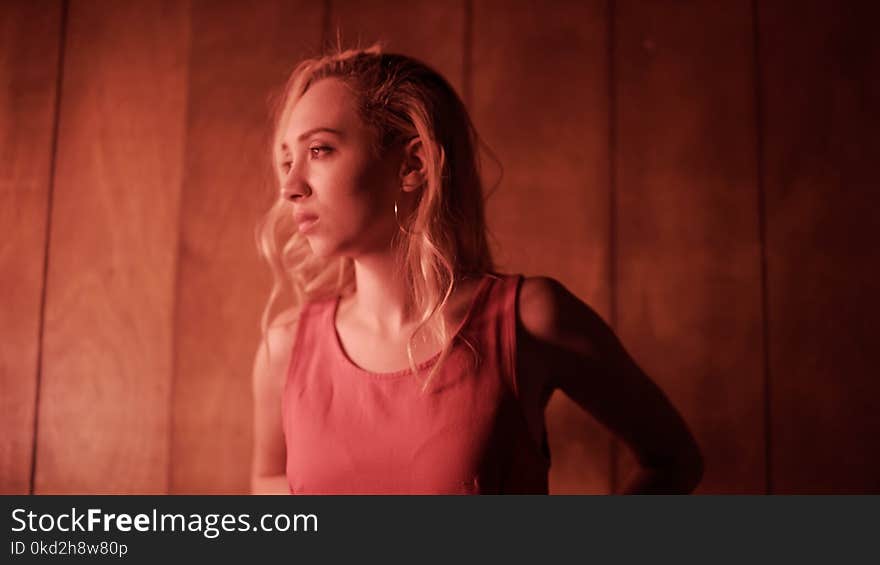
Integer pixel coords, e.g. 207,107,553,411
498,273,525,398
290,296,330,351
283,296,335,391
461,271,524,398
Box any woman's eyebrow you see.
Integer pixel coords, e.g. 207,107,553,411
297,126,343,141
280,127,344,152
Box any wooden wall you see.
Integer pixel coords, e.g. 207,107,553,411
1,0,877,494
0,0,62,495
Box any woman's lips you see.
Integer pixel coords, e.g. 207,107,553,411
298,217,319,233
294,212,319,234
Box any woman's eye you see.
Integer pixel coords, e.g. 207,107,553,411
309,146,332,158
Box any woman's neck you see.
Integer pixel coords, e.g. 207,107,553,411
348,252,418,339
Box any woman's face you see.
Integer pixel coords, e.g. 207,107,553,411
276,78,401,258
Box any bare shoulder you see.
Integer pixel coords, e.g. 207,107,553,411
517,275,604,357
268,305,301,340
517,276,565,341
518,276,589,332
253,305,303,387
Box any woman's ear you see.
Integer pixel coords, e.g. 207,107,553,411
399,137,426,192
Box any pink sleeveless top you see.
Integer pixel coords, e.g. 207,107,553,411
282,272,550,494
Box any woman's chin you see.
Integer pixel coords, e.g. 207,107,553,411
305,242,333,259
305,232,390,260
305,238,345,260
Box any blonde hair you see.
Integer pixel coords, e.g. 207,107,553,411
256,45,495,390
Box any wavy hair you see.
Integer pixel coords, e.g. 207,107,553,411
255,45,495,390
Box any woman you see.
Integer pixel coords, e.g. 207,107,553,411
251,46,703,494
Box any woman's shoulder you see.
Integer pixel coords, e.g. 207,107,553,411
266,294,336,335
264,294,340,350
478,272,562,336
515,275,605,355
258,306,302,367
271,304,302,326
516,275,566,339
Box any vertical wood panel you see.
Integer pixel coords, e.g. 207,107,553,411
760,1,880,493
171,0,323,493
36,0,189,493
329,0,466,92
0,0,62,494
473,0,612,493
615,0,765,493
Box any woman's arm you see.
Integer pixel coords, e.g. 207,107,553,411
518,276,704,494
250,308,300,495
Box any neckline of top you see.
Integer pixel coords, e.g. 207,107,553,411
329,273,499,379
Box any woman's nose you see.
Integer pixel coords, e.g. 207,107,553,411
280,166,311,202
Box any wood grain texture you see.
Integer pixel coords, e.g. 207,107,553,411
0,0,62,494
760,1,880,493
328,0,466,93
472,0,613,493
614,0,765,493
35,0,188,493
170,0,323,493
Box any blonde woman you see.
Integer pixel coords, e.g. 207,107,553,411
251,47,703,494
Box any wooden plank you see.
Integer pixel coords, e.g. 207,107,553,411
170,0,324,493
328,0,466,93
614,0,765,493
35,0,188,493
0,0,62,494
760,1,880,493
472,0,613,493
